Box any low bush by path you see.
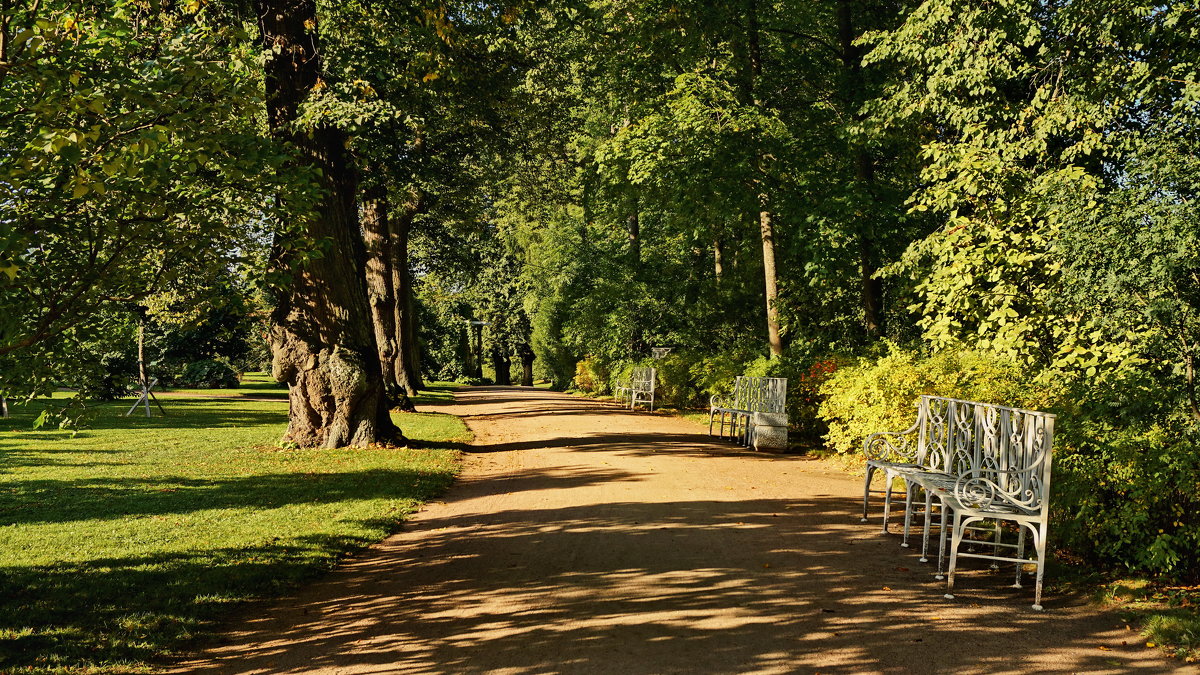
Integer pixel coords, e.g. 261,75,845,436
0,388,468,674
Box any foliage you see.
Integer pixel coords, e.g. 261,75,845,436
0,392,466,674
745,353,843,444
175,359,239,389
0,1,294,404
1053,373,1200,579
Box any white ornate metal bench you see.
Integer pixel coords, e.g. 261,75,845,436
861,395,1055,610
614,366,656,411
708,376,788,451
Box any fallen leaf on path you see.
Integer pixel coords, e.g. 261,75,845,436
882,586,892,591
1097,646,1112,651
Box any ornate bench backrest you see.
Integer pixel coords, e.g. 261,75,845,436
630,367,656,391
733,376,787,413
917,395,1055,515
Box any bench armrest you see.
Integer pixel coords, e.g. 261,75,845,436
862,422,920,463
710,393,734,410
953,469,1042,512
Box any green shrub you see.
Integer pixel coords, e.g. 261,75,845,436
689,351,757,402
1052,369,1200,580
647,353,703,408
176,359,239,389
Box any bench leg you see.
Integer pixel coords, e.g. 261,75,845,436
990,521,1003,570
935,503,950,580
944,512,967,599
901,483,917,548
1032,521,1048,611
861,464,877,523
881,472,897,535
1013,526,1026,588
919,492,934,563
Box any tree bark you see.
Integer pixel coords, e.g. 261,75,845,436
257,0,399,448
837,0,885,339
362,182,415,412
390,189,426,396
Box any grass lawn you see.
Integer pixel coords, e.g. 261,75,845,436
0,383,469,674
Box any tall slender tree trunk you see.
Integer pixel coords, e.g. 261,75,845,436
627,209,640,266
837,0,885,339
362,182,415,412
257,0,399,447
391,189,425,396
713,235,724,282
746,0,784,358
758,208,783,357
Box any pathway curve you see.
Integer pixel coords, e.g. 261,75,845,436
178,386,1188,674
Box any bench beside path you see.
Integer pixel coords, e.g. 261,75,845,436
175,386,1185,675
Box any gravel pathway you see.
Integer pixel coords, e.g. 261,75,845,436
176,386,1189,674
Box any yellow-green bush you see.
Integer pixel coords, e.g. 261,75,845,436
817,344,1052,455
573,355,610,394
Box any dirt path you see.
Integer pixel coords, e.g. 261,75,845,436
177,386,1189,674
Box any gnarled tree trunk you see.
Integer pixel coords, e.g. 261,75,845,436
258,0,399,448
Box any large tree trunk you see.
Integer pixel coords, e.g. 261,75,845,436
362,182,415,412
391,189,425,395
258,0,399,448
837,0,885,339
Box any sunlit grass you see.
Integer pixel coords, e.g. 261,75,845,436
0,388,468,674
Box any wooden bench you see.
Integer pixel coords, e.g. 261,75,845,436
614,366,656,411
861,395,1055,609
708,376,788,451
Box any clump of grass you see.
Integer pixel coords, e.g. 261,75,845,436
0,393,468,674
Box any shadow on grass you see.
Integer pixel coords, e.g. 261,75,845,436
0,398,286,434
0,534,381,672
0,467,452,527
0,464,461,673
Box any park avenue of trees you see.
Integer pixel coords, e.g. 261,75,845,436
1,0,1198,585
